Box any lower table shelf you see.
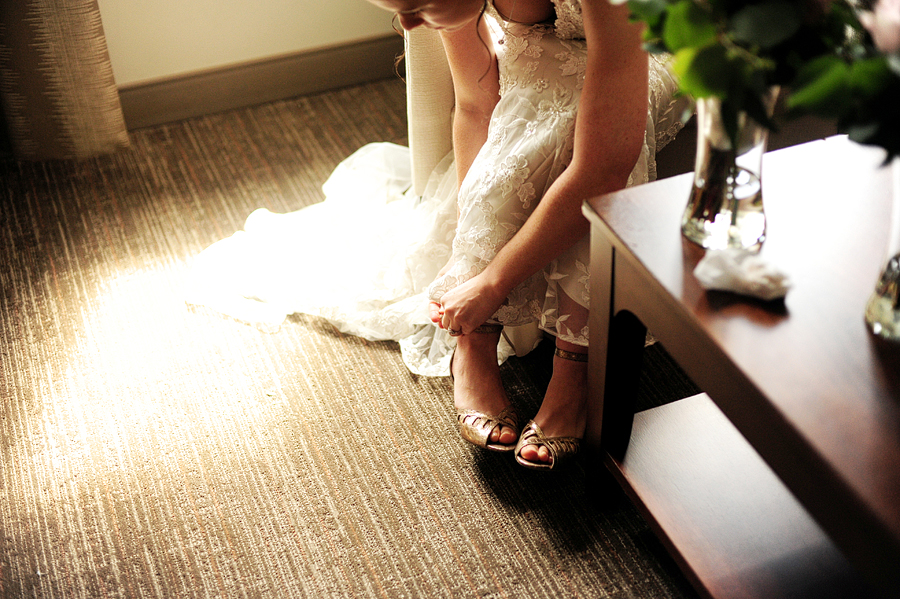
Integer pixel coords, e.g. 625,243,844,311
605,393,875,599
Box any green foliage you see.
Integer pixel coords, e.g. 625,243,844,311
787,55,854,115
783,0,900,161
730,0,802,49
627,0,900,159
790,53,900,159
671,45,735,97
663,1,718,51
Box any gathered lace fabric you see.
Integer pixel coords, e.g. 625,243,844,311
185,0,685,377
552,0,585,40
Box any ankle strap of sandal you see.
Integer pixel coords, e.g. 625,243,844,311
472,324,503,334
554,347,588,362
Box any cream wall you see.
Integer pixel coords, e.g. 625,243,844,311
98,0,396,87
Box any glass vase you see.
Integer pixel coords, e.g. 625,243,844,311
681,93,777,250
864,158,900,341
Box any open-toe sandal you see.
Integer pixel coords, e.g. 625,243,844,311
514,420,580,470
451,323,518,452
456,407,520,452
514,345,586,470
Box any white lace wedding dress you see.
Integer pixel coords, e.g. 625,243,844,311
185,0,684,376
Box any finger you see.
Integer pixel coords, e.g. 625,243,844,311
428,301,442,324
442,314,464,336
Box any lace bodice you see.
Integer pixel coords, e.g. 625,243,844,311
487,0,686,154
552,0,584,40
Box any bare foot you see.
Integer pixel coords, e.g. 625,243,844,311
452,329,518,447
517,343,588,465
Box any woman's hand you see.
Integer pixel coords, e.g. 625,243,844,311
431,273,506,336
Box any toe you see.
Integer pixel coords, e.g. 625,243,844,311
498,425,518,446
520,443,550,463
537,445,552,464
490,425,517,446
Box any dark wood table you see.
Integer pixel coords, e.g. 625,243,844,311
583,136,900,599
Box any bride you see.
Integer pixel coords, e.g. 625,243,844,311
188,0,683,470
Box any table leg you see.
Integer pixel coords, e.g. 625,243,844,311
601,311,646,461
587,229,648,461
586,228,614,455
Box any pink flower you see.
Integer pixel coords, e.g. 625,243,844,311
860,0,900,54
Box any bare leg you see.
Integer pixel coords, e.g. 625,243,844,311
452,328,518,447
519,289,589,465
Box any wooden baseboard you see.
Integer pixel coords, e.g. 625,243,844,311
118,35,405,130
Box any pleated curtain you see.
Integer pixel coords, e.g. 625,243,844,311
0,0,129,160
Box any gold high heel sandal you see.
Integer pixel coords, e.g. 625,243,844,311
514,347,586,470
452,324,520,453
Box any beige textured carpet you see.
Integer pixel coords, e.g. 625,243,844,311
0,78,698,598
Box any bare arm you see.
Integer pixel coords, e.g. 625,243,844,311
428,16,501,327
440,15,500,187
440,0,649,332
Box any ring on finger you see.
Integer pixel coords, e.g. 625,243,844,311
447,327,462,337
